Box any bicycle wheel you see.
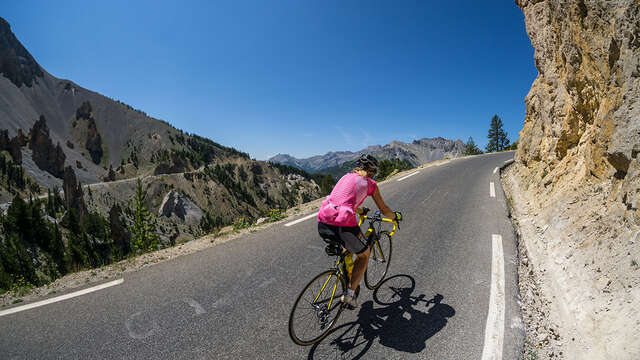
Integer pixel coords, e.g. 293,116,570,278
364,230,392,290
289,269,347,346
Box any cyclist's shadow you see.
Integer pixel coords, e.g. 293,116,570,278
307,274,455,360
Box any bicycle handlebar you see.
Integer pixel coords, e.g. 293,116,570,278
358,210,400,236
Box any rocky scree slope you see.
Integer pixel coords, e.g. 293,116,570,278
270,137,464,173
505,1,640,359
0,16,247,187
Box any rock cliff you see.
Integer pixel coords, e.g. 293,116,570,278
507,1,640,358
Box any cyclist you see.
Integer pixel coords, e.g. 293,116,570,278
317,154,402,309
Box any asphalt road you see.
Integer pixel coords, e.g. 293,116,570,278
0,151,523,359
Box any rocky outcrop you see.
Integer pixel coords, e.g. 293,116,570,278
85,118,103,164
0,129,22,163
509,1,640,358
158,190,203,224
109,203,130,255
63,166,87,220
74,102,104,165
28,116,65,177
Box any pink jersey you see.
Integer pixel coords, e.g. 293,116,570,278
317,172,377,227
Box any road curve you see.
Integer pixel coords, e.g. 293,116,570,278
0,151,523,359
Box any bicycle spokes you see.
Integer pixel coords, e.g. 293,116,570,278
289,270,347,346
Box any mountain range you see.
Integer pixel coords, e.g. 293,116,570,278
269,137,465,173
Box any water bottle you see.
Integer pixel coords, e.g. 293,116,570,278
344,252,355,277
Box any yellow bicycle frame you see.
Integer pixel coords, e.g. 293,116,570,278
313,263,342,310
312,214,397,311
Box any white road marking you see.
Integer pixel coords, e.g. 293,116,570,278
0,278,124,317
421,189,436,204
396,171,420,181
481,234,505,360
493,167,498,174
490,182,496,198
284,212,318,227
504,159,512,164
184,298,207,315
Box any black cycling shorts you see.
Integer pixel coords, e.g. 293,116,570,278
318,222,368,254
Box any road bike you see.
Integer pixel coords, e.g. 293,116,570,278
288,210,399,346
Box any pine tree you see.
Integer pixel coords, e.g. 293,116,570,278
498,127,510,151
131,179,157,253
50,223,68,275
486,115,510,152
463,137,483,155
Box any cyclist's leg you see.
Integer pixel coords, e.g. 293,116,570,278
350,247,370,291
338,227,369,291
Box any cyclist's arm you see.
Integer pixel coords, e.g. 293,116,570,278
371,188,396,220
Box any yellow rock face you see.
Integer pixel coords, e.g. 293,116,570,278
516,0,640,214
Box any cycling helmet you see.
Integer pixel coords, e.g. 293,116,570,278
357,154,379,173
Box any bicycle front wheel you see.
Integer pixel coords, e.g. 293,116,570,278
364,230,393,290
289,269,347,346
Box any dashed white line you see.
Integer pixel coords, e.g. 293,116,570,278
490,182,496,198
493,167,498,174
396,171,420,182
0,278,124,317
284,212,318,227
481,234,505,360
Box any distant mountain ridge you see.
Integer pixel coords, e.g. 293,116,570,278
269,137,465,173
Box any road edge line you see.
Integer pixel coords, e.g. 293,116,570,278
481,234,505,360
396,171,420,182
284,212,318,227
0,278,124,317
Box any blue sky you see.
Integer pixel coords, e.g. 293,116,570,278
4,0,536,160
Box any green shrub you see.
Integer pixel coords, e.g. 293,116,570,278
233,217,252,231
266,208,286,222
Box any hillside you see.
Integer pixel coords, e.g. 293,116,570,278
0,17,249,187
0,17,323,293
269,137,464,173
504,1,640,359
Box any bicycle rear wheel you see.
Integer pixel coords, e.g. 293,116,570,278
289,269,347,346
364,230,392,290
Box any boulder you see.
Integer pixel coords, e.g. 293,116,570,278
158,190,203,224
